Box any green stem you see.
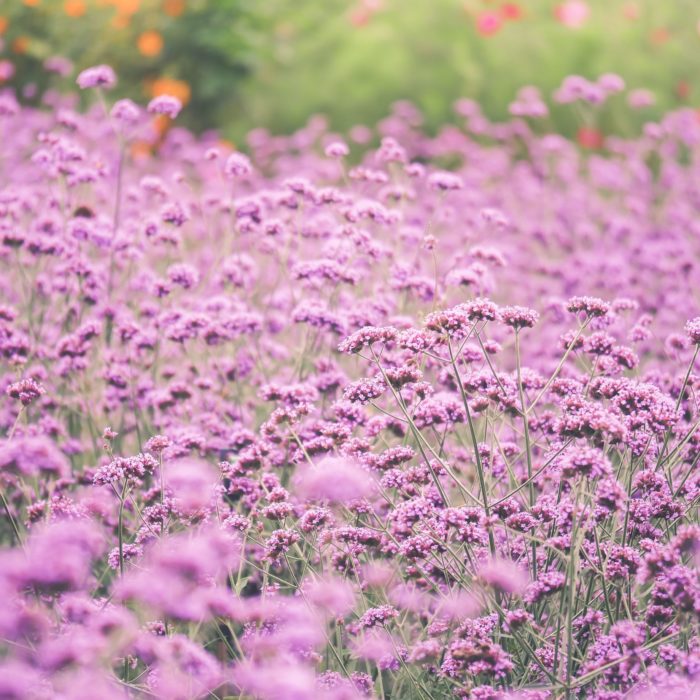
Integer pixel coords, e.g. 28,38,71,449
117,479,129,577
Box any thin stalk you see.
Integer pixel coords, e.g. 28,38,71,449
117,479,129,577
447,339,496,555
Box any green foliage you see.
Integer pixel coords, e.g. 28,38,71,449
236,0,700,140
1,0,699,140
0,0,257,132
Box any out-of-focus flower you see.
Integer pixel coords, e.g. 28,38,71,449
555,0,590,28
76,64,117,90
296,456,376,503
147,94,182,119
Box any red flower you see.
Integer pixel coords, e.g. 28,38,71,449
577,126,604,150
501,3,522,20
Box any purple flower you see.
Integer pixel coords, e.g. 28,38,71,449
6,378,45,406
427,171,463,191
305,575,356,616
325,141,349,158
224,152,253,178
110,98,141,124
567,295,611,318
296,456,376,503
3,521,104,593
166,459,217,516
147,94,183,119
479,558,529,595
524,571,566,603
0,436,69,478
499,305,539,329
685,317,700,345
76,64,117,89
358,605,398,628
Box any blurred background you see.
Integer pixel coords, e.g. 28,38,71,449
0,0,698,142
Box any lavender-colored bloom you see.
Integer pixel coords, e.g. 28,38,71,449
296,456,375,503
93,453,157,485
6,377,45,405
233,659,318,700
1,70,700,699
499,305,539,329
358,605,398,628
325,141,349,158
0,436,69,478
479,558,529,595
305,575,356,616
685,317,700,345
166,458,217,516
110,98,141,125
76,64,117,90
427,171,463,191
3,520,104,593
524,571,566,603
628,89,655,109
224,152,253,178
567,295,611,318
167,263,200,289
44,56,74,76
147,94,183,119
343,377,387,404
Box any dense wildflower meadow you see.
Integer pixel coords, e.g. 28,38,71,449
1,67,700,700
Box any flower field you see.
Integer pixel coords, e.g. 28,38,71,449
0,67,700,699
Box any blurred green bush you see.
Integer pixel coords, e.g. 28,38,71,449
241,0,700,141
1,0,699,141
0,0,257,134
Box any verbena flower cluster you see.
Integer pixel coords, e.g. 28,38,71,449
0,70,699,699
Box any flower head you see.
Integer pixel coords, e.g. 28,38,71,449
76,64,116,89
147,94,183,119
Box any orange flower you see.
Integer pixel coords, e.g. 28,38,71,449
0,17,8,35
163,0,185,17
111,13,131,29
650,27,669,46
151,114,171,137
622,2,639,20
23,0,41,6
130,140,153,160
114,0,140,13
148,77,191,104
11,36,30,54
64,0,87,17
677,81,691,101
138,30,164,57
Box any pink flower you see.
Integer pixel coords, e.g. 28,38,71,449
555,0,590,28
167,459,217,516
479,558,529,595
476,11,503,36
305,576,356,616
296,457,376,503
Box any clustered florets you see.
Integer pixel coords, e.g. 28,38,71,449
0,65,699,700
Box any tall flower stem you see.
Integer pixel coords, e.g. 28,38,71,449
448,339,496,556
